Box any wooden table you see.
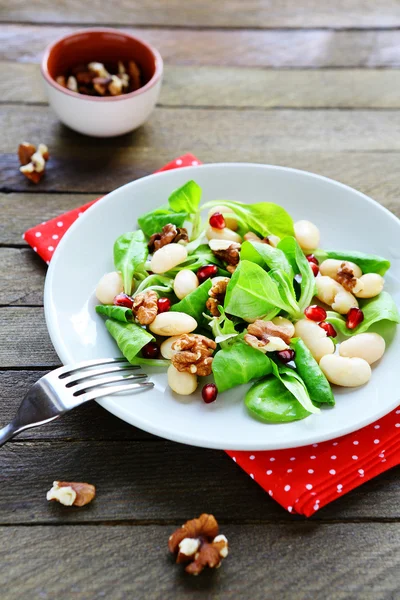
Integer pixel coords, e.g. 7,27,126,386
1,2,400,597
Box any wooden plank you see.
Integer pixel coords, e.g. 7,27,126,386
2,105,400,195
2,0,400,27
1,524,400,599
0,307,59,367
4,62,400,109
2,25,400,68
0,370,153,440
0,193,96,245
0,249,45,305
0,440,400,522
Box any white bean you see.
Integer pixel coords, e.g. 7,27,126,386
167,364,198,395
339,333,385,365
149,312,197,336
331,290,358,315
294,220,320,251
208,206,238,230
173,269,199,300
315,276,342,306
271,316,295,338
150,243,188,274
95,271,124,304
267,235,280,248
319,258,362,279
160,335,182,359
319,354,371,387
354,273,384,298
206,225,242,243
294,319,335,363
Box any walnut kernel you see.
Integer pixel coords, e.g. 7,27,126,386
148,224,189,252
18,142,49,184
132,290,158,325
244,319,292,353
46,481,95,507
171,334,216,376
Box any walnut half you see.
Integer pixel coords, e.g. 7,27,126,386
46,481,95,507
148,224,189,252
132,290,158,325
169,514,229,575
206,276,230,316
172,334,216,376
244,319,292,353
18,142,49,184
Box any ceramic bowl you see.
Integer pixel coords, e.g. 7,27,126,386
41,28,163,137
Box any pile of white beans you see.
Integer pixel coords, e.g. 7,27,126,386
293,219,386,388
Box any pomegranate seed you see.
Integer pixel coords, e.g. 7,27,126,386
142,342,160,359
209,212,226,229
276,349,295,364
306,254,319,265
318,321,337,338
157,297,171,313
310,263,319,277
346,307,364,330
113,293,133,309
202,383,218,404
197,264,218,284
304,305,327,322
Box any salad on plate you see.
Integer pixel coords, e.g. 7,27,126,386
94,180,400,424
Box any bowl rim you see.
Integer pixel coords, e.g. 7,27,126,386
41,27,163,102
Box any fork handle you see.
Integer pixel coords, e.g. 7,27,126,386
0,421,19,447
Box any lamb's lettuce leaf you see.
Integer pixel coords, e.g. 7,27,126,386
134,274,174,296
212,341,272,392
137,206,187,237
240,240,293,277
171,279,212,322
278,237,316,311
292,338,335,406
270,362,320,415
96,305,132,322
245,377,310,423
201,199,294,238
113,230,148,295
224,260,302,321
105,319,167,366
168,180,201,214
208,306,240,347
326,291,400,335
314,249,390,276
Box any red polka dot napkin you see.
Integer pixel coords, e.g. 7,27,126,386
24,154,400,516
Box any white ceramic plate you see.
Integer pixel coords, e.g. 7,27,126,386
44,163,400,450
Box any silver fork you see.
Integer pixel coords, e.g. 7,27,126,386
0,357,153,446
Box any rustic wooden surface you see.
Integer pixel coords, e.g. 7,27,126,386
1,2,400,598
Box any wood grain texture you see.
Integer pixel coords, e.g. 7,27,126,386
1,523,400,600
3,106,400,196
3,25,400,68
0,307,59,367
4,62,400,109
0,440,400,522
0,249,45,305
3,0,400,27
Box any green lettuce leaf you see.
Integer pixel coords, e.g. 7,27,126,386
171,279,212,322
208,306,239,347
168,180,202,214
105,319,154,363
96,305,132,322
224,260,301,321
326,291,400,335
291,338,335,406
270,362,320,415
212,341,272,392
240,240,293,277
245,377,310,423
278,237,316,311
113,230,148,295
314,249,390,276
138,206,187,237
201,200,294,238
